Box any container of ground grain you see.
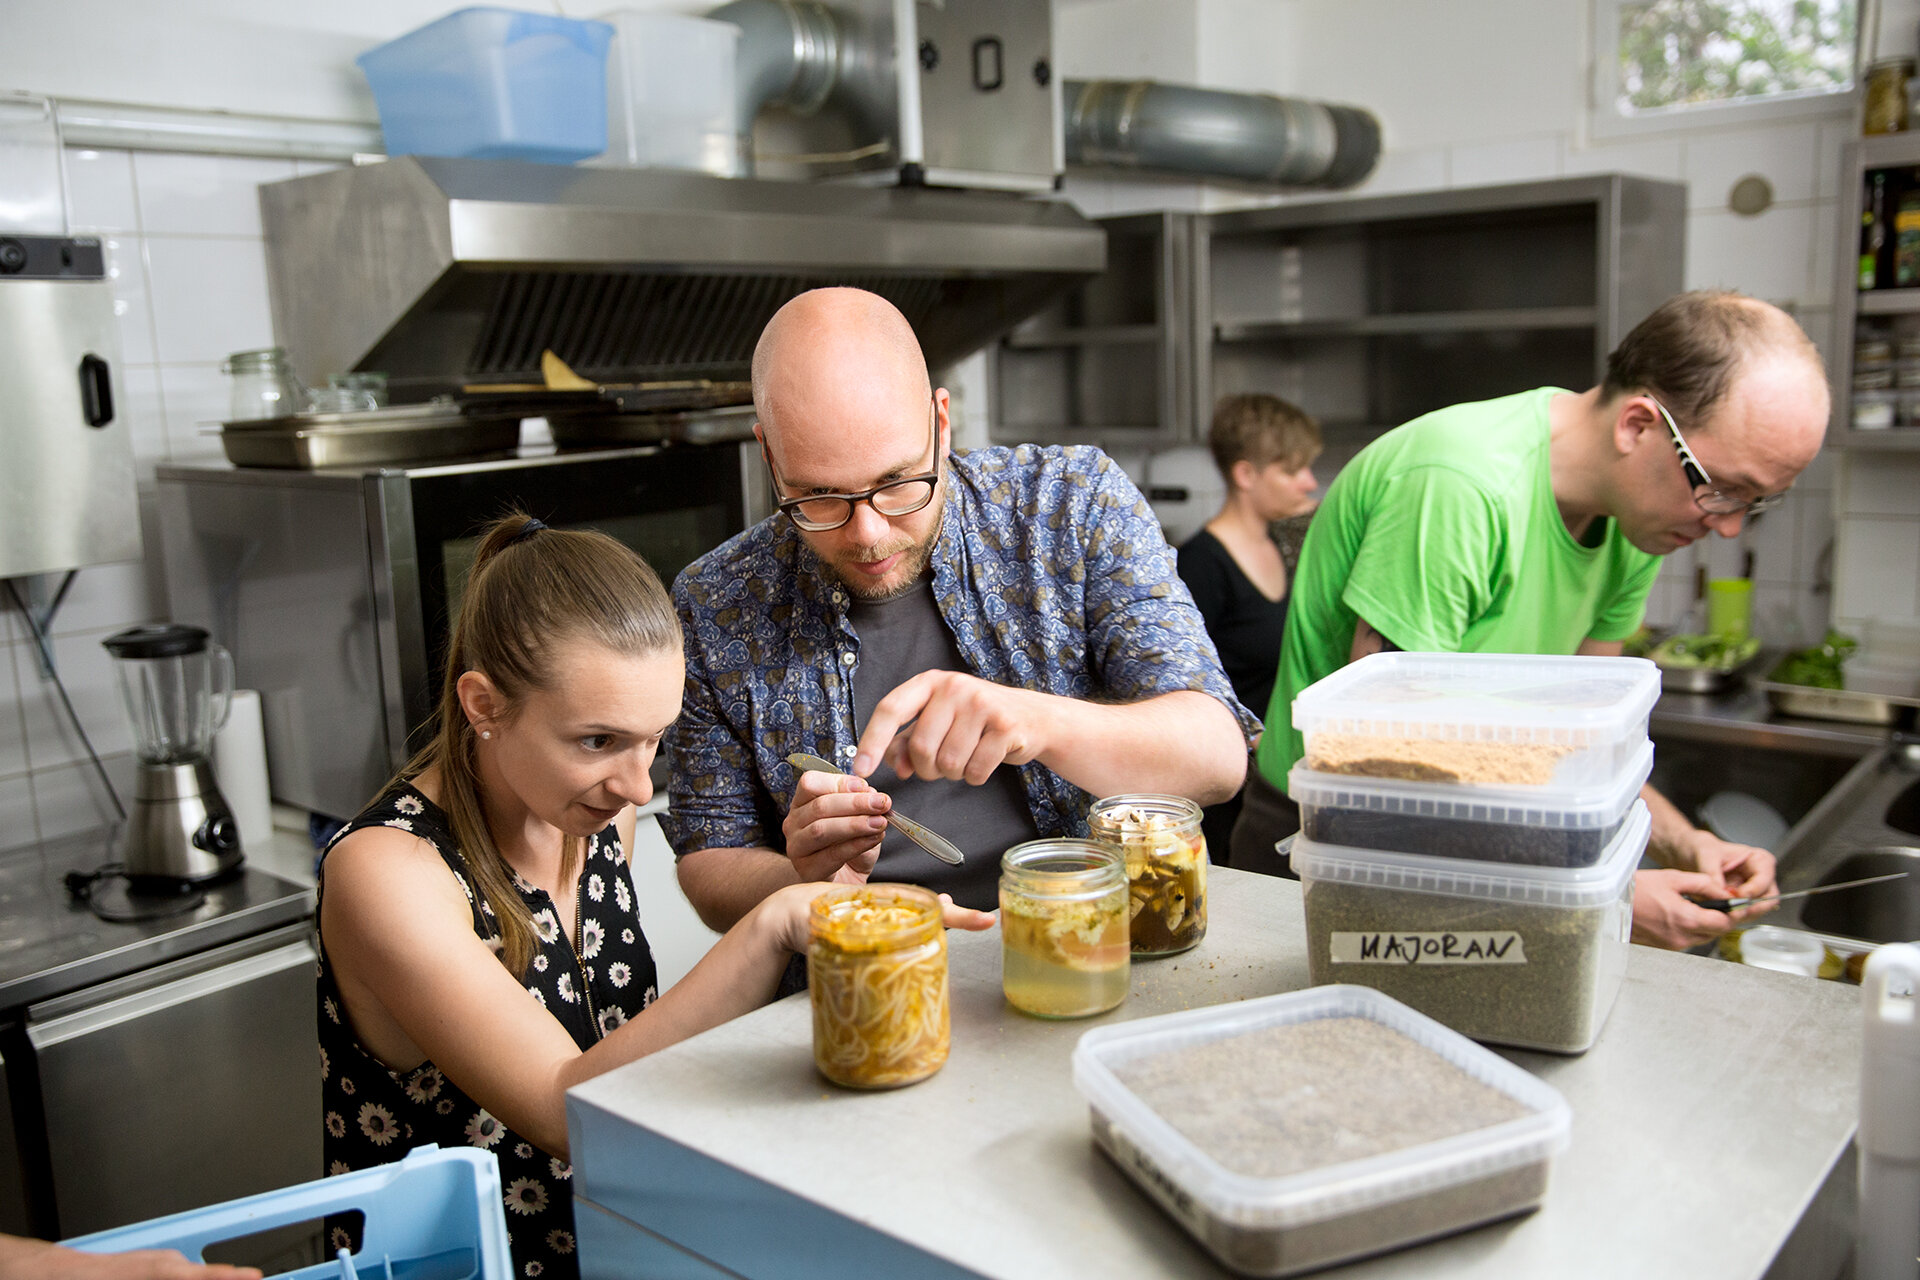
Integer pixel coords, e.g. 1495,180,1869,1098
1294,651,1659,793
1072,985,1571,1277
1087,793,1208,956
1292,800,1647,1054
1288,739,1651,869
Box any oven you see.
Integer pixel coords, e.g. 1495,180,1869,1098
155,442,768,820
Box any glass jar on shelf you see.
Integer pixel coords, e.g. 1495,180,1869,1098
999,840,1130,1019
222,348,306,421
1865,58,1915,135
1088,793,1208,957
807,884,950,1089
1855,388,1899,430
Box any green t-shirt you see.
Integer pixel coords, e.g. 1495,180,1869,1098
1255,387,1660,791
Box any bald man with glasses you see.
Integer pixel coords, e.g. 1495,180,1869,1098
1231,290,1830,952
662,287,1257,928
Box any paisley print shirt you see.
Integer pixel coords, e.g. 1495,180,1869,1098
662,443,1258,858
316,784,659,1280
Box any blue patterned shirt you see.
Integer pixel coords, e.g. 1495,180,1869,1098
662,444,1258,859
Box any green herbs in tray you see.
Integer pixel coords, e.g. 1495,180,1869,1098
1642,633,1762,672
1767,630,1858,690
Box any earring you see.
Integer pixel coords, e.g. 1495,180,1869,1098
480,729,492,740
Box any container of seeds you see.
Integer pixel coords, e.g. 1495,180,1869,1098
1292,800,1647,1054
1087,793,1208,956
1289,739,1651,869
1293,651,1659,792
1072,985,1571,1277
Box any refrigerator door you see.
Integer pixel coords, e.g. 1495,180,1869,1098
0,268,141,577
28,924,319,1236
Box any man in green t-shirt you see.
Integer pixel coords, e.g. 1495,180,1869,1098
1230,291,1829,951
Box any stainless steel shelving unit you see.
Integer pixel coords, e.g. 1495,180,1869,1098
993,176,1686,451
1835,132,1920,449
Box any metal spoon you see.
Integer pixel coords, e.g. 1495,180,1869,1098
785,752,965,866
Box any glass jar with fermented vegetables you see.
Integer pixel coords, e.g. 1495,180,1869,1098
1000,840,1130,1019
1088,794,1208,957
807,884,950,1089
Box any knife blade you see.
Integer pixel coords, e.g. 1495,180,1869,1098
785,752,966,866
1688,869,1910,913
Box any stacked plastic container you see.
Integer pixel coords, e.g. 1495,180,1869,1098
1287,652,1661,1054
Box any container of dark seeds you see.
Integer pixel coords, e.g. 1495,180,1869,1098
1288,739,1652,869
1292,800,1647,1054
1073,985,1571,1277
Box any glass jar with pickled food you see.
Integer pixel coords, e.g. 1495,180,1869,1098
807,884,950,1089
1088,793,1208,957
1000,840,1130,1019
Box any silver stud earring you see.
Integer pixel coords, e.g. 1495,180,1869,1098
480,729,492,740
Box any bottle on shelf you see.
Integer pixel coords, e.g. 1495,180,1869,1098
1897,187,1920,287
1863,169,1892,290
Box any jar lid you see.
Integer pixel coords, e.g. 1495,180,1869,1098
1856,366,1896,389
102,624,210,659
1869,56,1916,73
222,347,290,373
1002,839,1126,897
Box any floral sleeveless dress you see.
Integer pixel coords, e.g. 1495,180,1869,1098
316,783,659,1280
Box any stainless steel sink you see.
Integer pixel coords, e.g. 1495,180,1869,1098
1794,848,1920,943
1768,742,1920,948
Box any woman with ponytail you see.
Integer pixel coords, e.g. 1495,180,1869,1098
315,514,991,1278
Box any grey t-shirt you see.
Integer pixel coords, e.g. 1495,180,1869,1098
848,577,1037,909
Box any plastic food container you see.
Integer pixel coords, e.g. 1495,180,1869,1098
64,1144,513,1279
808,885,950,1088
592,10,741,174
1292,651,1659,792
357,8,615,164
1000,840,1131,1018
1088,793,1208,956
1293,800,1648,1054
1073,986,1571,1277
1290,739,1652,869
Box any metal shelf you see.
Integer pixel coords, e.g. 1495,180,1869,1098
1002,325,1162,349
1214,306,1599,342
1836,427,1920,448
1856,290,1920,315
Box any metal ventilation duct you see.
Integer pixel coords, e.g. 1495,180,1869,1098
258,156,1104,399
1064,79,1380,188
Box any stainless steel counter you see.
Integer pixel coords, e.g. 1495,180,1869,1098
0,830,313,1011
568,867,1863,1280
1652,684,1890,757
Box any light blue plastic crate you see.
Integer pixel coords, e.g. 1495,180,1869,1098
62,1145,513,1280
358,7,615,164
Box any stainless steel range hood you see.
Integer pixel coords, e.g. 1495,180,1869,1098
259,156,1105,399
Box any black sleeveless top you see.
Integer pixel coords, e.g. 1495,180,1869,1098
316,783,659,1280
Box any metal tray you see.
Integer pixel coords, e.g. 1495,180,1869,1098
548,403,757,449
1657,650,1765,694
220,406,521,469
1759,671,1920,725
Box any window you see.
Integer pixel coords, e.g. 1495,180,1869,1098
1593,0,1858,133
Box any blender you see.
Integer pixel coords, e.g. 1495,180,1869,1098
102,624,243,885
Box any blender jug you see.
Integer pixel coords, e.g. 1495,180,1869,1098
102,625,243,883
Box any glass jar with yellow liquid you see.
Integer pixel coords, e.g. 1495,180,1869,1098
808,884,950,1089
1000,840,1130,1019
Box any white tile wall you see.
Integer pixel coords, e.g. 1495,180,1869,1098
3,146,291,851
1685,206,1818,304
1683,124,1822,209
1449,136,1563,188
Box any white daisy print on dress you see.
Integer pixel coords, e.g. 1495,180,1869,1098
586,873,604,902
319,1046,329,1079
330,1226,353,1251
324,997,341,1024
382,818,414,832
549,1157,572,1181
527,986,547,1007
325,1111,347,1139
465,1110,506,1148
608,960,631,988
555,972,577,1004
329,1160,351,1177
340,1077,356,1096
580,917,604,959
547,1229,575,1255
614,878,631,913
404,1067,443,1104
358,1102,399,1146
597,1006,627,1035
532,954,548,973
504,1177,548,1215
642,983,658,1008
534,912,560,944
621,927,635,945
524,1264,543,1278
514,1141,533,1159
436,1098,456,1116
395,793,424,815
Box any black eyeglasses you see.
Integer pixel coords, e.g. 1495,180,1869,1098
1647,395,1785,519
764,399,941,532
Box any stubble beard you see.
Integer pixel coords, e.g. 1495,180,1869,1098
829,507,942,602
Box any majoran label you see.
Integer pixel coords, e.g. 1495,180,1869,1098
1329,931,1528,965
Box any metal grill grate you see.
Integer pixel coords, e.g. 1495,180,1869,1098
468,272,951,381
